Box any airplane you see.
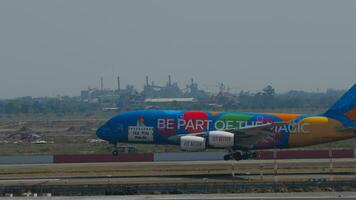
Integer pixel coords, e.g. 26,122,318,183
97,84,356,161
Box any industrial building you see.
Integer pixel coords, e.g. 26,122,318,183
80,75,226,111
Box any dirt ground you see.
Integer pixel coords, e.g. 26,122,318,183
0,113,355,155
0,113,180,155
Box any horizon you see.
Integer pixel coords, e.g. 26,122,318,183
1,78,349,100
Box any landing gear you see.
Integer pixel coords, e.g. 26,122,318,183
111,143,118,156
224,151,257,161
111,143,137,156
112,149,119,156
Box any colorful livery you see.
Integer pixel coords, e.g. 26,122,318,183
97,84,356,160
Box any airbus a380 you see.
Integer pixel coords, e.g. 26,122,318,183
97,84,356,161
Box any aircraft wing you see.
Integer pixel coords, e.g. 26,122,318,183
224,122,287,148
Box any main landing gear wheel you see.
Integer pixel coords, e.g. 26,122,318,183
250,152,257,158
224,151,257,161
224,154,233,160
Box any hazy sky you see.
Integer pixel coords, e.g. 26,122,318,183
0,0,355,98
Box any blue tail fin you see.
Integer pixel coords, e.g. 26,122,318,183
324,84,356,128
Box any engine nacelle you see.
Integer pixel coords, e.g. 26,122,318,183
180,135,206,152
208,131,234,148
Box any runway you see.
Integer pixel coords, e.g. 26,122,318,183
1,158,356,184
1,159,356,196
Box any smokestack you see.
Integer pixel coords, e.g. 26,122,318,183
146,76,149,86
168,75,172,86
191,78,194,85
117,76,120,92
100,77,104,92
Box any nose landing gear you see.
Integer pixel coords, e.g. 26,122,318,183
112,149,119,156
111,143,137,156
112,143,118,156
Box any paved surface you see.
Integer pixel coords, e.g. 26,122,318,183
1,159,356,198
0,158,355,185
1,158,356,166
2,192,356,199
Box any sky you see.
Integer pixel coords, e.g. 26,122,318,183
0,0,355,98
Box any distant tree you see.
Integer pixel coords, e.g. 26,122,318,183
4,100,21,114
20,101,31,113
261,85,276,108
0,101,4,113
263,85,275,97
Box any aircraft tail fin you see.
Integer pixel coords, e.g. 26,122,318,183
324,84,356,128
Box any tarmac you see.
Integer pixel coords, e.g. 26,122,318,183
1,158,356,184
1,159,356,197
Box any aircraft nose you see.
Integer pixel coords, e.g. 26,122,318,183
96,125,109,140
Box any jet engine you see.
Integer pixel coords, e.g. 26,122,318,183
208,131,234,148
180,135,206,151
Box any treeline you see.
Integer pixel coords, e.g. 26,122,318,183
0,97,100,114
236,86,344,110
0,86,346,114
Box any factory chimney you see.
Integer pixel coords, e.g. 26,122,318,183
117,76,121,92
168,75,172,86
100,77,104,92
146,76,149,86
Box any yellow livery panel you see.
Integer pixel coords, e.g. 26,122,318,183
289,116,354,147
